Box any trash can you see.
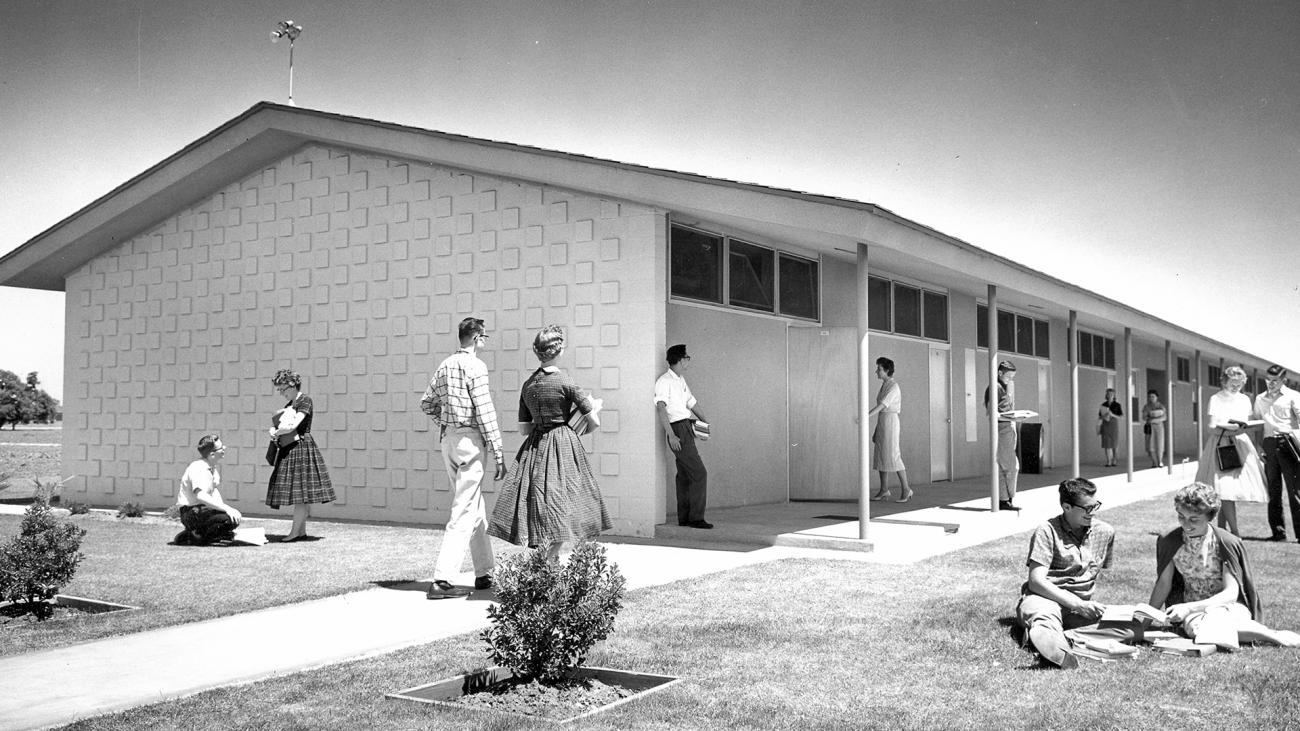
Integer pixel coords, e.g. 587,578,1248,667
1019,422,1043,474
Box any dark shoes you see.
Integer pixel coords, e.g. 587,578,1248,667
173,530,193,546
426,580,471,600
474,574,492,591
687,520,713,529
999,501,1019,512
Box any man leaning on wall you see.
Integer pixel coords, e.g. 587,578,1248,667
655,344,712,529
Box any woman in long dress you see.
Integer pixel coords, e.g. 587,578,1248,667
488,326,610,559
1098,388,1123,467
266,368,335,541
868,357,912,503
1194,365,1267,536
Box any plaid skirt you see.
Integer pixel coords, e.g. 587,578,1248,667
266,433,335,508
488,424,610,546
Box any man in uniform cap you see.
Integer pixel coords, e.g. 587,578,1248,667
985,360,1024,511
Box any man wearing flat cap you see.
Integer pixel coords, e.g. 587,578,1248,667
655,344,713,528
985,360,1023,511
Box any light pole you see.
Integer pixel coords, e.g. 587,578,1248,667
270,20,303,105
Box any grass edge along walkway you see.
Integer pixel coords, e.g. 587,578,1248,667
0,468,1190,731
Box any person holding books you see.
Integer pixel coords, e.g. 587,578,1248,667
1193,365,1267,536
1016,477,1116,669
1141,390,1167,469
488,325,610,561
1149,481,1300,650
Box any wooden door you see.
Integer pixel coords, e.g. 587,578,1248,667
788,327,859,500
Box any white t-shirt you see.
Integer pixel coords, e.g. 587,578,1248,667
653,369,697,423
176,459,220,507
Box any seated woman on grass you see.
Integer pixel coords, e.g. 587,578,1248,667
1149,481,1300,650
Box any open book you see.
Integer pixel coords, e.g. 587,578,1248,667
1100,603,1171,628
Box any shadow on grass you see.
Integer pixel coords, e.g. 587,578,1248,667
372,579,424,592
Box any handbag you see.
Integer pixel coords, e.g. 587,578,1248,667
1143,424,1152,435
264,440,279,467
1215,432,1243,472
276,432,299,448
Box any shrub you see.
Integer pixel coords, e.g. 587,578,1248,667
482,540,626,683
116,502,145,519
62,501,91,516
0,472,10,492
0,498,87,620
161,505,182,522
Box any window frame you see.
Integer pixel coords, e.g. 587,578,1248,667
867,275,950,343
976,304,1050,359
669,222,821,323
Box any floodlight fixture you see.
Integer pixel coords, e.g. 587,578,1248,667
270,20,304,105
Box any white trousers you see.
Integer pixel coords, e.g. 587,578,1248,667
433,427,495,583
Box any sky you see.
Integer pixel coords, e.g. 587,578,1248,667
2,0,1299,403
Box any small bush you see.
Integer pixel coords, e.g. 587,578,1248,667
0,472,10,492
33,478,60,505
161,505,182,522
116,502,146,519
0,498,87,619
482,540,626,683
62,501,91,516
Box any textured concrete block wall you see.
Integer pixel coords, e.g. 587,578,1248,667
63,144,664,536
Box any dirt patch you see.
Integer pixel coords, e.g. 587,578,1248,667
453,676,635,720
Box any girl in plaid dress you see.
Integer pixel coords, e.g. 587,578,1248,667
266,369,335,541
489,326,610,558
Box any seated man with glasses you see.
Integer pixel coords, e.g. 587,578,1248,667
1016,477,1114,668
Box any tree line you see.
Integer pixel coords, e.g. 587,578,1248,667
0,371,60,429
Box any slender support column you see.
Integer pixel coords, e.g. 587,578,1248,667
1166,340,1175,475
1124,327,1134,481
856,244,872,540
1194,350,1203,454
1069,310,1080,478
988,285,1000,510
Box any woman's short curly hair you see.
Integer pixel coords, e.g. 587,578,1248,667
1222,365,1247,387
271,369,302,389
1174,481,1221,518
533,325,565,361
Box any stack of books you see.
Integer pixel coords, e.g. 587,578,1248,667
1072,637,1140,662
1152,638,1218,657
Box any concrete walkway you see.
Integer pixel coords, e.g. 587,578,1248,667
0,467,1192,731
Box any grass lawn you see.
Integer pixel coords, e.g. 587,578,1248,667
0,511,520,657
54,495,1300,730
0,425,62,490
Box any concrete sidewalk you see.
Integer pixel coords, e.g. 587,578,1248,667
0,468,1190,730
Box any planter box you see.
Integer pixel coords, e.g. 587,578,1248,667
387,666,682,724
54,594,138,614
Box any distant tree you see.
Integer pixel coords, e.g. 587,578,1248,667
0,370,59,428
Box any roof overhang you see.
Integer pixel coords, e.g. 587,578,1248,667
0,102,1279,369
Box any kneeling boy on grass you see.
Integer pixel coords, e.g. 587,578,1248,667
1016,477,1115,668
173,435,242,545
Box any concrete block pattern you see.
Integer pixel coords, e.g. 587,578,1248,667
61,143,663,535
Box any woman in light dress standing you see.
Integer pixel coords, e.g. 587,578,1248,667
868,357,912,503
1194,365,1267,536
1142,389,1168,469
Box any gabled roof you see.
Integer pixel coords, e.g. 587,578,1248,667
0,102,1279,369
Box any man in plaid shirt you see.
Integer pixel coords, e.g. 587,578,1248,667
421,317,506,599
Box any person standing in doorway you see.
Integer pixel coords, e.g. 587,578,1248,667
655,344,712,529
1098,388,1123,467
1254,365,1300,542
421,317,506,599
985,360,1023,511
868,356,912,503
1142,390,1167,469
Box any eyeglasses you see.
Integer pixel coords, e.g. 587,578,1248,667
477,333,491,341
1070,501,1103,516
682,355,691,361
